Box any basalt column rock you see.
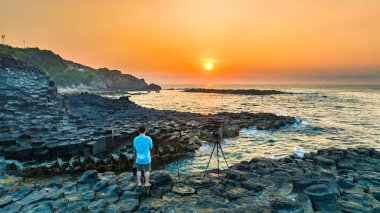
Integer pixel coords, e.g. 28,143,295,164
0,55,93,161
1,148,379,212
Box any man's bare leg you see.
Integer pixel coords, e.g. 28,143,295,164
137,171,142,186
144,171,151,187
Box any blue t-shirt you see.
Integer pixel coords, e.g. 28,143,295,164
133,134,153,164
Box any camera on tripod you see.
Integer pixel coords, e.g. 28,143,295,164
213,132,220,138
203,129,229,179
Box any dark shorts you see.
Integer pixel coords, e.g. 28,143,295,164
136,163,151,172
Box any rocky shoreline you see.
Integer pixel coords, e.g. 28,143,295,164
0,53,296,177
183,88,289,95
1,147,380,212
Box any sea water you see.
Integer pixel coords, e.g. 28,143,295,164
124,84,380,175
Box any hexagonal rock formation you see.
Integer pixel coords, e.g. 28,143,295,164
0,54,88,161
1,148,380,212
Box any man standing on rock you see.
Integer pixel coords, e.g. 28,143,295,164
134,125,153,187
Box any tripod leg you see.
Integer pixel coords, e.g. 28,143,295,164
176,131,182,180
175,147,180,180
217,142,220,178
177,159,180,180
202,142,217,180
218,142,229,168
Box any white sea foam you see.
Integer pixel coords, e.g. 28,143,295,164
240,118,310,135
288,118,310,129
239,127,271,136
58,85,92,93
293,147,309,158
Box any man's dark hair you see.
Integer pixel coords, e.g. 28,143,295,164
138,126,146,133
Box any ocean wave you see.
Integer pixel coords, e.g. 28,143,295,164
240,118,311,135
239,127,271,136
288,118,310,129
293,147,309,158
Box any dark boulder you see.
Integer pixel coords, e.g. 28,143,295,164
304,184,339,201
241,180,265,192
304,184,340,212
78,170,98,184
172,183,196,195
146,83,161,91
227,187,255,200
270,197,304,213
151,170,172,187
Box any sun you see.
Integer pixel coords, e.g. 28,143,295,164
202,58,217,72
204,62,213,71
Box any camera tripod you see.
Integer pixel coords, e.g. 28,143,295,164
202,132,229,179
175,130,182,180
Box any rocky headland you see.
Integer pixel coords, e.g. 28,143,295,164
0,45,161,91
183,88,289,95
1,147,380,212
0,53,296,177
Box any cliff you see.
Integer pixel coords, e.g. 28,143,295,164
0,44,161,91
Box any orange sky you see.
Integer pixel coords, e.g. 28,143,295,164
1,0,379,84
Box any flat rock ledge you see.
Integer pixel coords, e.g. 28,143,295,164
183,88,289,95
1,147,380,212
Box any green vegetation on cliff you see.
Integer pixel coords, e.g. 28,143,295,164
0,45,160,90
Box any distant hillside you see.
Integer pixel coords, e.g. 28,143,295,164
0,45,161,91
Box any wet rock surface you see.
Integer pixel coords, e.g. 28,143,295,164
0,55,296,177
0,147,379,212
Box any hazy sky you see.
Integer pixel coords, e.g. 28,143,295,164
1,0,379,84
